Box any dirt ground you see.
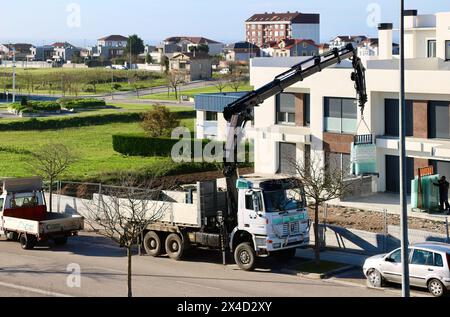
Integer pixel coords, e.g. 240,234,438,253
308,204,449,236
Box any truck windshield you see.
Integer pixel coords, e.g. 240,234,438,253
264,190,301,213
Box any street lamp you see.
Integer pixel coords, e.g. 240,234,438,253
12,45,16,103
399,0,411,298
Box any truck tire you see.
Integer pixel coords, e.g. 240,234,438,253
143,231,163,257
5,232,18,241
165,233,184,261
234,242,256,271
20,234,36,250
273,248,297,261
54,237,68,246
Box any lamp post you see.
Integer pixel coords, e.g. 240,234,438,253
399,0,410,298
12,46,16,103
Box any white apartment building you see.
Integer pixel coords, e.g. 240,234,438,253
196,10,450,195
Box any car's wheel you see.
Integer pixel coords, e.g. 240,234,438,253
165,233,184,261
143,231,163,257
428,279,446,297
20,234,36,250
234,242,256,271
54,237,68,246
273,248,297,261
367,269,383,288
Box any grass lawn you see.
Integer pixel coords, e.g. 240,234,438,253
0,104,196,182
142,84,253,101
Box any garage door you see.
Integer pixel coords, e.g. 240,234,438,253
385,155,414,193
279,143,297,175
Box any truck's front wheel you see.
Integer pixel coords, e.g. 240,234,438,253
234,242,256,271
143,231,163,257
165,233,184,261
20,234,36,250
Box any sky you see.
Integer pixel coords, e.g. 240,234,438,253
0,0,449,46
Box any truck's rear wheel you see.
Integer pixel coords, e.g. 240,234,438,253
54,237,68,246
165,233,184,261
20,234,36,250
234,242,256,271
143,231,162,257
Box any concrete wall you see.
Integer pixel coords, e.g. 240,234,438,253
1,61,53,68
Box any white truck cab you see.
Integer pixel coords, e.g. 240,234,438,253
230,176,310,270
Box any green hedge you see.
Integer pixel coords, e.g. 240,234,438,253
112,134,252,161
0,112,141,131
58,98,106,110
9,101,61,113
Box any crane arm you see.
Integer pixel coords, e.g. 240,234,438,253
222,43,368,222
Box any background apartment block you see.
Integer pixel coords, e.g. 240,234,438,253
245,11,320,47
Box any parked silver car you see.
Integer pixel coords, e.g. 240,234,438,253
363,242,450,297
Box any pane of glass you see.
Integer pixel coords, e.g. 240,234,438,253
428,40,436,58
390,250,402,263
324,117,341,132
342,98,357,119
434,253,444,267
287,112,296,123
245,194,254,210
324,98,341,118
342,118,357,134
0,198,3,210
277,93,296,113
277,112,286,124
429,101,450,139
304,94,311,126
446,41,450,60
411,249,434,266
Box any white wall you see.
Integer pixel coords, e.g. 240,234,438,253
436,12,450,60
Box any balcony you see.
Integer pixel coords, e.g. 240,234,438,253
376,136,450,159
246,125,311,144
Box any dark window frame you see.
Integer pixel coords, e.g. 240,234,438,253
324,97,357,134
276,93,296,126
427,39,437,58
205,111,218,121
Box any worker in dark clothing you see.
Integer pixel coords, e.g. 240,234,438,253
433,176,450,213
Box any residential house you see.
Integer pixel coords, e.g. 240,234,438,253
271,39,319,57
245,11,320,47
0,43,32,61
225,42,260,62
357,38,399,57
318,43,330,54
29,45,54,61
96,35,128,60
163,37,224,56
51,42,82,62
169,52,212,81
198,10,450,196
329,35,367,50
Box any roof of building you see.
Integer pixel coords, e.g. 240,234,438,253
333,35,368,42
276,39,318,49
227,41,260,51
358,38,399,48
171,52,212,60
2,43,33,52
164,36,222,45
51,42,74,48
246,12,320,24
195,92,250,112
98,35,128,41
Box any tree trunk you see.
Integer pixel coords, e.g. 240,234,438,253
314,203,320,264
127,247,132,297
49,178,53,213
174,87,178,101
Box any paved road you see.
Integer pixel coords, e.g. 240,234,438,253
0,232,388,298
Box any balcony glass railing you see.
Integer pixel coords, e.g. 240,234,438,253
324,118,357,134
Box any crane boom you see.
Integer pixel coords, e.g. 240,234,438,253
222,43,368,225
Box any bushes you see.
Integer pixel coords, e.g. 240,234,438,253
140,105,181,137
8,101,61,114
59,98,106,110
112,134,179,156
0,112,141,131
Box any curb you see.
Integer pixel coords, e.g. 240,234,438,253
280,265,356,280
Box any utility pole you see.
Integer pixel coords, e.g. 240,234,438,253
399,0,410,298
12,45,16,103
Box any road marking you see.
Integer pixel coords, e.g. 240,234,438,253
0,281,73,297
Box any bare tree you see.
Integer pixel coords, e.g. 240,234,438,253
214,76,228,93
293,151,350,264
229,72,245,92
167,70,186,101
83,175,169,297
27,143,75,213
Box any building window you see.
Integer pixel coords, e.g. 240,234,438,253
304,94,311,127
427,40,436,58
428,101,450,139
325,152,351,178
205,111,218,121
276,93,296,125
324,97,357,134
280,24,285,30
384,99,413,137
446,40,450,61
